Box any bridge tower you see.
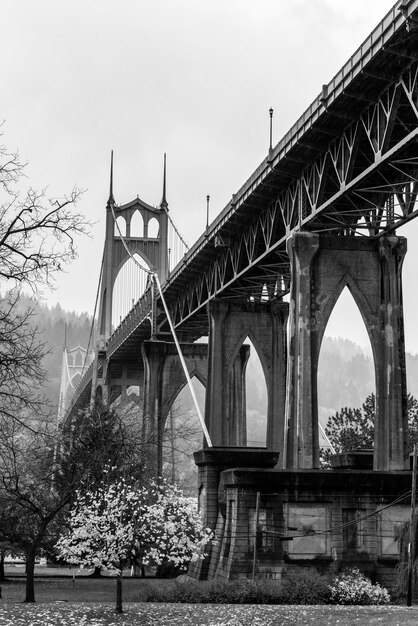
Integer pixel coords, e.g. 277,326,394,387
90,155,207,479
57,344,93,425
97,152,169,345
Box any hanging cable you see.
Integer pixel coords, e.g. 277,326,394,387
319,421,336,455
110,202,212,446
153,272,213,447
81,246,105,377
168,213,189,251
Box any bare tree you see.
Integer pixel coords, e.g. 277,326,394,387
0,292,48,428
0,133,88,293
0,130,89,428
0,402,145,602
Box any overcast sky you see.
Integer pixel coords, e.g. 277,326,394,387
4,0,418,353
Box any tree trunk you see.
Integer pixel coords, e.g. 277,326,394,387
0,550,6,582
24,550,36,602
115,568,123,613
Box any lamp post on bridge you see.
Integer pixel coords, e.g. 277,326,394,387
269,107,274,152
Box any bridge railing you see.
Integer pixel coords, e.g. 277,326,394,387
66,359,95,414
107,283,153,357
167,0,417,286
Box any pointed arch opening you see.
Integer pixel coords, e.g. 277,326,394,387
112,253,151,328
74,350,83,367
162,377,205,496
130,210,144,237
71,372,81,388
318,286,375,457
147,217,159,238
244,338,268,448
114,215,126,237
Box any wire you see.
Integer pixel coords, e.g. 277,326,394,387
153,273,212,447
167,213,189,251
109,202,212,447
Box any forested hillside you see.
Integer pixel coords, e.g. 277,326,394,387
12,293,418,440
11,294,92,412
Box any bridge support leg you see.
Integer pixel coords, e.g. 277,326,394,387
374,236,408,470
285,232,408,471
141,340,208,477
285,233,320,469
205,299,288,451
142,341,166,477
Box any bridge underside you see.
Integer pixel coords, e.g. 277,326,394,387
65,1,418,584
188,231,409,583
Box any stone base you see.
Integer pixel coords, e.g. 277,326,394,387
189,456,411,589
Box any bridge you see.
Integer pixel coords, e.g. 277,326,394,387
64,0,418,583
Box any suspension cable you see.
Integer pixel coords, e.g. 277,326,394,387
154,273,212,446
80,246,105,377
110,202,212,446
167,213,189,250
319,421,336,455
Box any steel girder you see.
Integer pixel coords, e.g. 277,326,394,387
166,62,418,333
68,4,418,411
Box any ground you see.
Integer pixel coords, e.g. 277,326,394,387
1,571,418,625
1,602,418,626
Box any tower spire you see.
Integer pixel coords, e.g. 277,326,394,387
160,153,168,211
107,150,115,207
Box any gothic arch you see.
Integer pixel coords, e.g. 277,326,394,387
161,372,206,429
286,232,408,471
227,330,269,387
315,273,378,368
114,215,126,237
113,249,152,284
112,253,151,327
147,216,159,238
205,300,288,451
130,210,144,237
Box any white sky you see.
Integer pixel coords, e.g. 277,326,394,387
4,0,418,352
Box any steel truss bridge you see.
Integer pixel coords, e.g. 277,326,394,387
69,0,418,416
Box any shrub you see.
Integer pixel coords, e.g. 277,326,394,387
143,578,211,603
142,570,331,604
208,578,272,604
329,567,390,605
280,568,331,604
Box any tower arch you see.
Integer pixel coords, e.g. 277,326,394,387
286,232,408,471
97,153,169,342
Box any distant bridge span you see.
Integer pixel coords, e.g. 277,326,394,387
69,0,418,476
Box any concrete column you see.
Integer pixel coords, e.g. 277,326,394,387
228,345,250,446
205,301,229,446
205,300,287,451
285,232,320,469
190,448,279,580
285,232,408,472
158,210,169,282
142,340,209,476
142,341,166,476
374,236,408,470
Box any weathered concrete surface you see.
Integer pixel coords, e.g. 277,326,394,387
192,461,411,587
205,300,288,451
286,232,408,471
141,340,208,475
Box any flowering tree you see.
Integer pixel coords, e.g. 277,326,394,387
56,476,141,613
56,477,212,613
136,481,213,576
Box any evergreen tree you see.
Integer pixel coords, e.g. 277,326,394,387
321,393,418,466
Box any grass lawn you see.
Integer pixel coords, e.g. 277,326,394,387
2,577,418,625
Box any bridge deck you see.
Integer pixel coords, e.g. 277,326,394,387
167,0,418,295
69,0,418,414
